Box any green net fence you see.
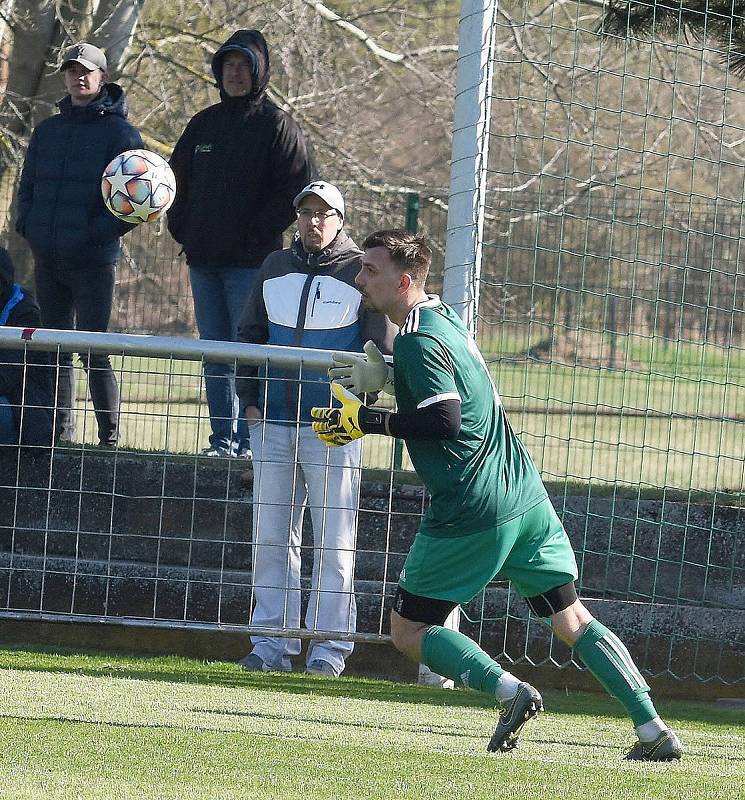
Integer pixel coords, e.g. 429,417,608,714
452,2,744,684
0,0,743,684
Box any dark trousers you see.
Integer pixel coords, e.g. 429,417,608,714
34,260,119,446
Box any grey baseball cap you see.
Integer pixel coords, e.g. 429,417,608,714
60,43,107,72
293,181,345,220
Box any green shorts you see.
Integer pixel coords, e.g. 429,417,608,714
398,497,578,604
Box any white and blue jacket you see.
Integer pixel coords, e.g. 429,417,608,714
237,232,396,424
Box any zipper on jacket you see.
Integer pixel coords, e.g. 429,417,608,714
52,119,76,259
289,273,317,415
310,283,320,317
295,274,314,341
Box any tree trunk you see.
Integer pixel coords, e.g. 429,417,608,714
92,0,142,76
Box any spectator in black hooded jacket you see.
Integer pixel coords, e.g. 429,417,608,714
167,29,311,458
15,42,143,448
0,247,53,450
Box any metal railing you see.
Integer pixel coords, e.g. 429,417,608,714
0,328,741,684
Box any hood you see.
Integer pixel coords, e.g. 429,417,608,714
211,29,270,103
291,230,362,272
58,82,130,120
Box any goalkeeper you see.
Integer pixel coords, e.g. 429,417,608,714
312,229,682,761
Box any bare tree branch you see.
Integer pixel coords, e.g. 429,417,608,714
300,0,411,63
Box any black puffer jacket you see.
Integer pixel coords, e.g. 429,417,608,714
167,30,311,268
15,84,143,270
0,249,53,447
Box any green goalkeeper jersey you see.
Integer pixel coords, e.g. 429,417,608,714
394,296,547,536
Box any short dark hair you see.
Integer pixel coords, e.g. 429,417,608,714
362,229,432,286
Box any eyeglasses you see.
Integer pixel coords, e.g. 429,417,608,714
296,209,338,222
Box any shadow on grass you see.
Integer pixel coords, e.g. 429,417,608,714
1,643,742,728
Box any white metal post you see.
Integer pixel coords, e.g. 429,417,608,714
419,2,497,686
442,0,497,332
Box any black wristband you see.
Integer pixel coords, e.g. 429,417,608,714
358,406,392,436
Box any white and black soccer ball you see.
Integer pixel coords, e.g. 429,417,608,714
101,149,176,224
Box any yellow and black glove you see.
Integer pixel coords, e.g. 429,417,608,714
311,383,391,447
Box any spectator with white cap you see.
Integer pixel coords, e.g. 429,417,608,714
235,180,397,676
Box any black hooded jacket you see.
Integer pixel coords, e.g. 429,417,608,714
15,84,143,270
0,250,53,447
167,30,311,268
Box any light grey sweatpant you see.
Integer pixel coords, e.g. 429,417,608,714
248,421,362,674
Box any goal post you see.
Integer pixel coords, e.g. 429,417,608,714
436,0,745,686
442,0,498,331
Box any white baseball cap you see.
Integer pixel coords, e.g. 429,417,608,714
293,181,345,220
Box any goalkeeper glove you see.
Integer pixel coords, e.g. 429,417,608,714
311,382,390,447
328,340,395,396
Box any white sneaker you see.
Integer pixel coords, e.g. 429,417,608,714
200,445,234,458
306,659,338,677
238,653,273,671
238,652,292,673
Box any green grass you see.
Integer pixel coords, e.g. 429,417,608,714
57,340,745,493
482,328,745,381
0,646,743,799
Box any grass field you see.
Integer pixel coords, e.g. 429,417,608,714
0,646,743,800
57,344,745,493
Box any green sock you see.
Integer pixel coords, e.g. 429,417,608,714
574,620,657,726
422,626,504,696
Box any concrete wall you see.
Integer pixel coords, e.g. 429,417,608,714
0,448,743,697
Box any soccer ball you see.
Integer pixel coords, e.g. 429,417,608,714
101,149,176,224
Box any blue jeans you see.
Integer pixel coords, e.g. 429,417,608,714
189,265,258,451
0,396,17,445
